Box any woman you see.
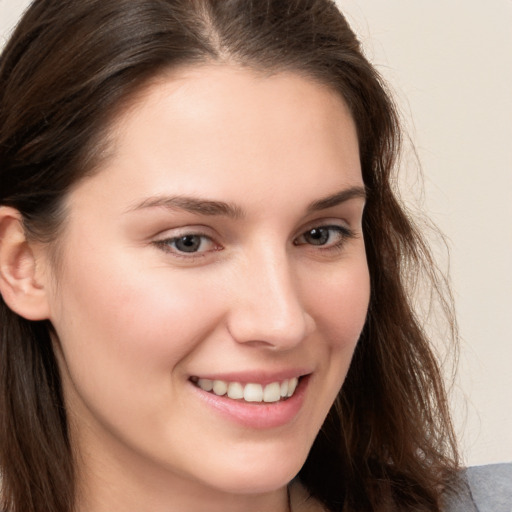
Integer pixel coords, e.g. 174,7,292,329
0,1,460,511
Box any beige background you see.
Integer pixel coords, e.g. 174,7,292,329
1,0,511,466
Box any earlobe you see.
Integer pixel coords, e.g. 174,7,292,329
0,207,51,321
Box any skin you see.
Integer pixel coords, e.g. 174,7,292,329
38,66,370,512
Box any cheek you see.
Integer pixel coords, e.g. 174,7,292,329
50,247,225,387
49,250,231,453
307,257,370,350
305,254,370,405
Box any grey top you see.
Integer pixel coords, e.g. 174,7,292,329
290,463,512,511
443,463,512,512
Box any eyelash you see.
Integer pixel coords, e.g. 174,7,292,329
153,224,355,258
293,225,355,250
153,232,219,258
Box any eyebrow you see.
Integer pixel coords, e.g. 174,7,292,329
128,185,366,218
306,185,367,213
129,195,244,219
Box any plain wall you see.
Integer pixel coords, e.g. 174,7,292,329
1,0,511,466
335,0,512,466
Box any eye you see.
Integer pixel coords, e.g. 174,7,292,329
154,233,218,255
172,234,205,253
294,225,353,248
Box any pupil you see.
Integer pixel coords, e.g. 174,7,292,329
175,235,201,252
306,228,328,245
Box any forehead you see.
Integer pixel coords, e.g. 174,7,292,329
112,65,357,145
69,65,362,216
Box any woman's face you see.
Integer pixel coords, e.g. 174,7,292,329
44,66,369,500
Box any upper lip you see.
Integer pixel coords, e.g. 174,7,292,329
189,369,312,386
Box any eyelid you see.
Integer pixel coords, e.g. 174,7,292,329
293,223,356,248
152,229,222,258
295,217,354,236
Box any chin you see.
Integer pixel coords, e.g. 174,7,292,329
194,443,310,495
206,467,299,495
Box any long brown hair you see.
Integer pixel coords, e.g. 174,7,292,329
0,1,459,511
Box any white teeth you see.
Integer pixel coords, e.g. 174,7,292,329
195,377,301,403
280,380,289,398
212,380,228,396
263,382,281,403
244,383,263,402
197,378,213,392
227,382,244,400
287,377,298,397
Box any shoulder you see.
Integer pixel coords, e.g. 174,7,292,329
442,463,512,512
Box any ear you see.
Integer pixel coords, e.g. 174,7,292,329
0,207,51,320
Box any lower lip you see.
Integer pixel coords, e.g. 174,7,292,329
189,376,310,429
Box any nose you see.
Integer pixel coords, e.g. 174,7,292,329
226,246,315,350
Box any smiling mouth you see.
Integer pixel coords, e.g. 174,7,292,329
189,376,301,403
